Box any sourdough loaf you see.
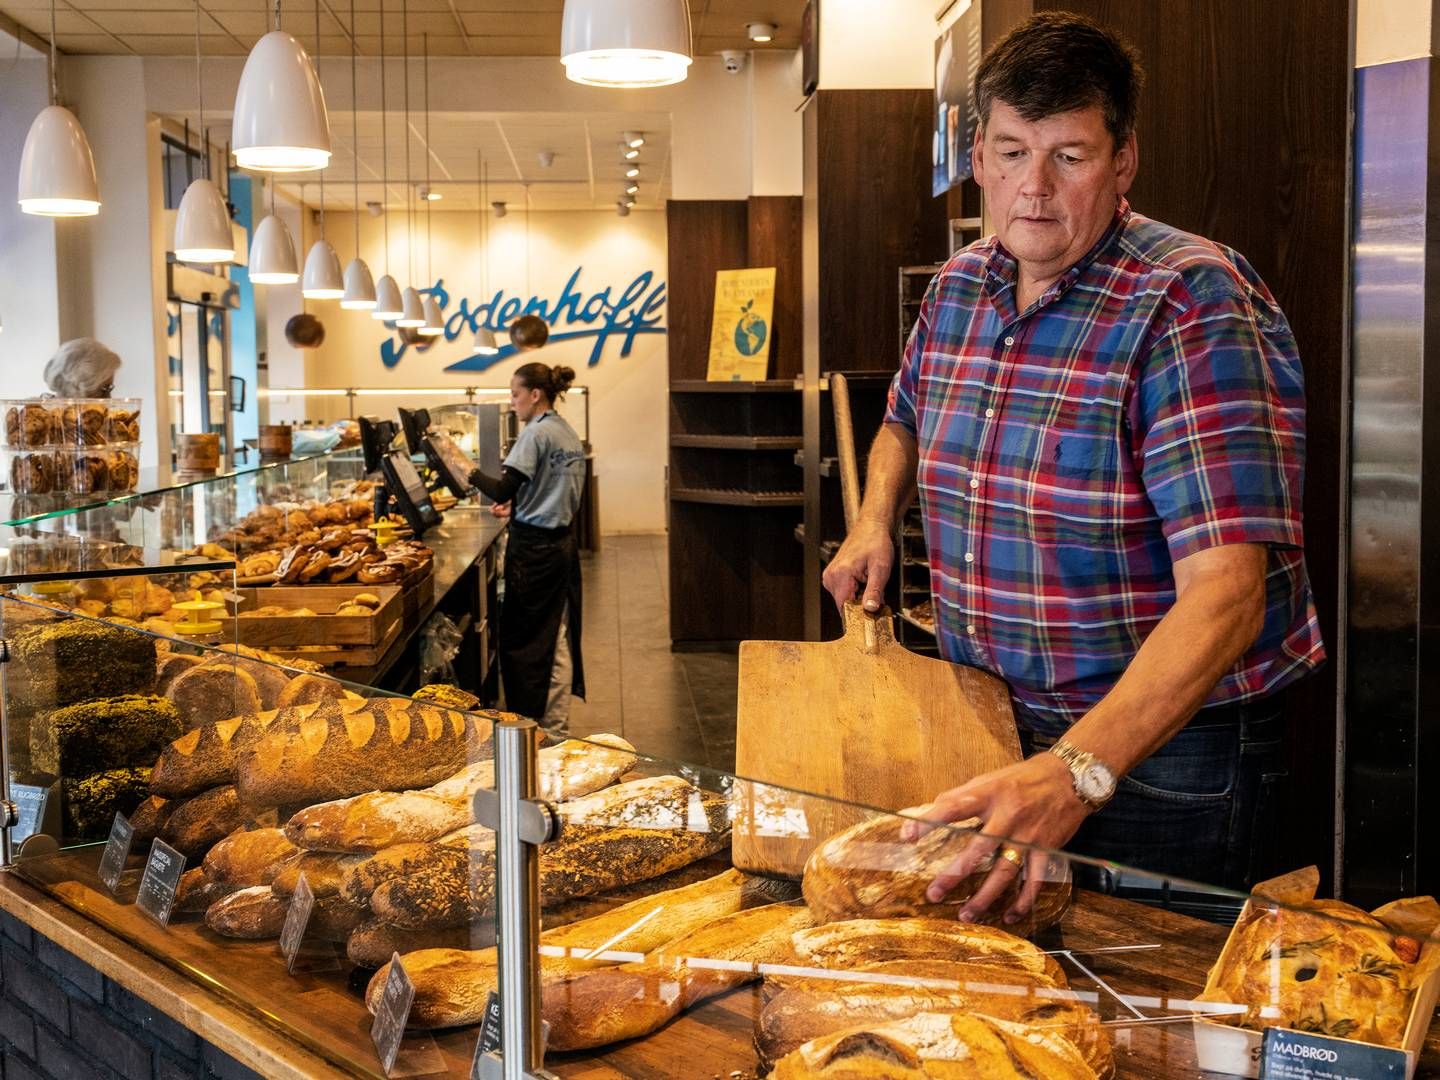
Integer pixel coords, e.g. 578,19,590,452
202,827,298,885
787,919,1065,986
205,886,288,938
235,700,495,807
271,852,368,898
756,960,1112,1075
770,1011,1100,1080
149,703,338,797
159,786,249,860
175,868,240,914
801,816,1071,934
167,665,262,731
366,869,760,1028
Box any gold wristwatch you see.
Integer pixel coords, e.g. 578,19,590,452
1048,739,1117,811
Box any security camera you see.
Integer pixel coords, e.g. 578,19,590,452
721,49,747,74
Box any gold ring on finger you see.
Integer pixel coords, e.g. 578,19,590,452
998,847,1025,869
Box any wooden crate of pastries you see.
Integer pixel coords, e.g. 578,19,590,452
219,585,402,648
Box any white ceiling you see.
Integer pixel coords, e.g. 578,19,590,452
0,0,803,57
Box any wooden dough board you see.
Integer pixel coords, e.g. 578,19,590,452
732,603,1021,879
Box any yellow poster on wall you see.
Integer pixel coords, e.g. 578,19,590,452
706,267,777,381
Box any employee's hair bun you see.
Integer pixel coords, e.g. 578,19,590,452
550,366,577,395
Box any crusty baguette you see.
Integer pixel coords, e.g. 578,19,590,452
284,792,470,854
159,786,249,860
271,852,368,898
756,960,1112,1076
540,903,814,1051
150,702,338,798
202,827,299,885
555,774,709,829
788,919,1065,986
802,816,1071,934
341,842,462,907
235,700,496,808
771,1012,1100,1079
205,886,289,938
366,868,761,1027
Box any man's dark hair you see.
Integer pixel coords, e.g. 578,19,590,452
509,314,550,350
974,13,1145,147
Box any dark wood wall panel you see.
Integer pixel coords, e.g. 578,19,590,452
816,90,950,371
665,200,750,382
747,195,804,381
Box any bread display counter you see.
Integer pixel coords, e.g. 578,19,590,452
1,595,1438,1079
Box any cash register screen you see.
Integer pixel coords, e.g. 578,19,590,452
382,450,443,532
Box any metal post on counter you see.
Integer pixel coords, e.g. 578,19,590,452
474,718,560,1080
0,639,13,867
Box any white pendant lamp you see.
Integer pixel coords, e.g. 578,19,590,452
397,286,425,327
472,152,498,355
370,0,402,322
561,0,692,88
232,0,331,172
373,274,404,320
174,1,234,262
249,186,299,284
19,0,100,218
419,295,443,336
340,0,376,310
300,7,343,300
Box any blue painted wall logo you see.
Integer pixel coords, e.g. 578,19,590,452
379,267,667,371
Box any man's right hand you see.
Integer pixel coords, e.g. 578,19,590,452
822,519,895,613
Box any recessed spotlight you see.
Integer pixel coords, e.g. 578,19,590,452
625,182,639,195
623,146,640,160
622,194,636,207
623,130,645,148
625,166,640,179
747,22,775,43
417,185,442,201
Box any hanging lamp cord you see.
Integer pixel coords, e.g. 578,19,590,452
424,32,431,287
313,0,324,238
350,0,360,259
402,0,412,287
47,0,57,104
193,0,207,177
379,0,389,274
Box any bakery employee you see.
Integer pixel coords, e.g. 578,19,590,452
823,13,1323,919
44,338,122,397
467,355,587,734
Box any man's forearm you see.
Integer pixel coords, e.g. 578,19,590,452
1061,546,1268,778
858,423,920,529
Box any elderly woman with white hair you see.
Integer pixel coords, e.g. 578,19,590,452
43,338,122,398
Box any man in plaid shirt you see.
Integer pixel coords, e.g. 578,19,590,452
824,13,1323,919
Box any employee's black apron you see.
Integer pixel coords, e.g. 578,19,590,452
499,518,585,721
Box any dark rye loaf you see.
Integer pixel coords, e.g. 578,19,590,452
235,700,497,808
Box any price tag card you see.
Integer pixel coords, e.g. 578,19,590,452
1260,1027,1409,1079
471,991,549,1078
97,813,134,894
279,872,315,974
371,952,415,1076
10,784,49,845
135,839,186,926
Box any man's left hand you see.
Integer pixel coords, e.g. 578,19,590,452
899,753,1091,926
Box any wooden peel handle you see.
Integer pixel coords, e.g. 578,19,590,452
841,601,897,653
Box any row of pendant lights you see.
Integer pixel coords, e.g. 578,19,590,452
18,0,694,349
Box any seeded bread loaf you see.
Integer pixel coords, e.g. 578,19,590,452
150,703,340,798
158,785,249,860
235,700,496,808
366,868,759,1027
202,827,299,885
801,816,1072,935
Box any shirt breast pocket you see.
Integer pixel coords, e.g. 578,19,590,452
1029,402,1124,543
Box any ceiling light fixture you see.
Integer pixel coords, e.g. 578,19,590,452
625,182,639,195
623,130,645,148
616,200,630,217
249,181,299,284
340,0,376,310
417,34,442,337
18,0,100,217
233,0,331,172
625,165,640,179
301,2,343,299
473,150,497,355
397,285,425,327
560,0,693,88
492,202,507,218
623,146,639,160
747,22,775,43
371,0,403,320
174,0,234,261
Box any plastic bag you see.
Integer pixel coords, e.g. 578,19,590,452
418,610,465,686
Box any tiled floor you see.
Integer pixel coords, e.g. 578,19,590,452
567,533,740,773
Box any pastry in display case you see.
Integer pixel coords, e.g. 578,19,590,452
0,592,1437,1078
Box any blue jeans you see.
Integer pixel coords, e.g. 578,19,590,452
1018,695,1288,894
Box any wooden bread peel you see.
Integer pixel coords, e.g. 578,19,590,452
732,602,1021,879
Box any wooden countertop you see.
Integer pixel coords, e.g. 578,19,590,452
5,853,1440,1079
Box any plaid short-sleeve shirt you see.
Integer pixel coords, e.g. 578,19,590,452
886,200,1324,728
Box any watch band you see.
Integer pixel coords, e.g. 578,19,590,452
1049,739,1116,811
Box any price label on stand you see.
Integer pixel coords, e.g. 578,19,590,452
279,873,315,974
371,952,415,1076
97,813,134,893
10,784,49,845
135,840,186,926
1260,1027,1409,1079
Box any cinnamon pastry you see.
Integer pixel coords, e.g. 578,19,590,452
275,546,313,584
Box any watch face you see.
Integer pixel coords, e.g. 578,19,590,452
1077,764,1115,803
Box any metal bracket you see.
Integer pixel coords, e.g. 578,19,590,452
0,801,15,830
472,787,560,846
